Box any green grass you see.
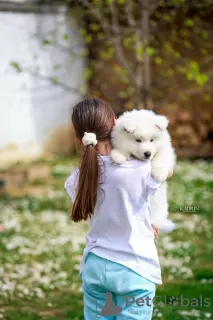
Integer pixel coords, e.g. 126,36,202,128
0,159,213,319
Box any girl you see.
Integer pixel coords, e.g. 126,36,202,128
64,97,172,319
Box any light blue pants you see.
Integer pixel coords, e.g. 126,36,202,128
81,252,156,319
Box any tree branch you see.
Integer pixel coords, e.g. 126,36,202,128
125,1,136,28
79,0,111,39
158,82,213,104
109,0,135,85
23,66,82,93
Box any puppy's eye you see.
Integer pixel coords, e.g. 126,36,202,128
135,139,141,143
150,139,154,142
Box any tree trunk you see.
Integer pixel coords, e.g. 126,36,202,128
141,0,153,110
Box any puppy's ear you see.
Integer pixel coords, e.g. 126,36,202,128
155,115,168,130
123,121,136,133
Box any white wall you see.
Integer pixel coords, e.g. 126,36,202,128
0,6,85,151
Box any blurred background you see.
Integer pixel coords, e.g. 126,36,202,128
0,0,213,319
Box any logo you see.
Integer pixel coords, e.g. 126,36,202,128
95,292,153,317
95,293,212,317
96,292,122,317
179,206,199,213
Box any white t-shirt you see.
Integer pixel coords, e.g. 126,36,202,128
64,155,162,285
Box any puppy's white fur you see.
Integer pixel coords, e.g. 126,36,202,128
111,109,176,232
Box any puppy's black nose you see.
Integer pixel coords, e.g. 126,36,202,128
144,151,151,158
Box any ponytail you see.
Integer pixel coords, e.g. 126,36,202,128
71,145,100,222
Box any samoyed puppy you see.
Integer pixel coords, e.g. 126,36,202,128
111,109,176,232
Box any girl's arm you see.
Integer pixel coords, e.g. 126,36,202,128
152,224,159,239
151,170,173,238
167,170,173,179
64,168,79,203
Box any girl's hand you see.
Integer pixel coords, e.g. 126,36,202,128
167,170,173,179
151,224,159,240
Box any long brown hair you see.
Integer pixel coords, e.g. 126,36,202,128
71,97,115,222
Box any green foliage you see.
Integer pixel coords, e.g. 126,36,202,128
106,0,113,5
63,33,69,40
155,57,163,65
10,61,22,73
80,28,92,44
171,0,185,3
97,32,104,40
83,67,93,81
89,23,100,32
112,64,128,78
204,94,211,102
123,36,133,49
100,47,114,60
184,19,194,27
79,28,86,37
201,30,209,39
118,0,127,4
53,64,62,71
136,43,144,56
51,76,60,85
84,0,213,104
8,0,213,105
147,47,156,56
92,0,102,5
41,39,52,46
186,61,209,86
85,34,92,44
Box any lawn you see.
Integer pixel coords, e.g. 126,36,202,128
0,158,213,319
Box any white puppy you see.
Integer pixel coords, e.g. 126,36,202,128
111,109,176,232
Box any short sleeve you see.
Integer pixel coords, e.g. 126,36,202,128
64,168,79,203
146,171,162,196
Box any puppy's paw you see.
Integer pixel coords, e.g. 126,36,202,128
111,150,127,165
151,167,168,182
152,219,176,233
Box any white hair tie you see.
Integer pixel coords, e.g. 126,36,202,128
82,132,98,146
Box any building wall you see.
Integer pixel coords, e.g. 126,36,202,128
0,5,85,152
